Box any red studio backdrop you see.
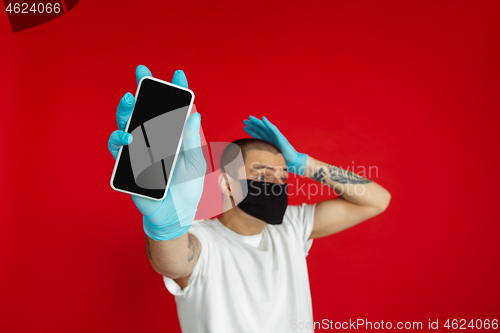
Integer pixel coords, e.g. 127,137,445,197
1,1,499,332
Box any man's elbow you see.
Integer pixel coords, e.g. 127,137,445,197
149,260,186,279
374,189,391,214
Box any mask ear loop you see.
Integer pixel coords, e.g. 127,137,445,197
221,167,237,209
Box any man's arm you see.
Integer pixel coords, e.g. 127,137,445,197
303,156,391,239
107,65,205,283
241,115,390,239
145,232,201,280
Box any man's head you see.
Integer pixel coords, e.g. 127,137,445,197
218,138,289,225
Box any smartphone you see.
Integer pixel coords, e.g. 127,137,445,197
110,76,195,201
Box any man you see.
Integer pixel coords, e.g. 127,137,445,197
108,65,391,333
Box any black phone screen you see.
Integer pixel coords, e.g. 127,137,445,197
111,77,194,200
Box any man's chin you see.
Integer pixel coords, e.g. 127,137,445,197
234,206,267,225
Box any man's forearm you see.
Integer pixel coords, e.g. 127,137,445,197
303,156,391,211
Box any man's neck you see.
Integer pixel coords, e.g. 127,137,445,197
218,207,266,236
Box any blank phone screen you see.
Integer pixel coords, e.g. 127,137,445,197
111,77,194,200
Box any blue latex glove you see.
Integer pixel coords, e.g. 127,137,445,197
108,65,206,241
243,116,308,176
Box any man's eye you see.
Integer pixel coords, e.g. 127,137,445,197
257,175,265,181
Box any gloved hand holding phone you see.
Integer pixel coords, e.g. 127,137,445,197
107,65,206,241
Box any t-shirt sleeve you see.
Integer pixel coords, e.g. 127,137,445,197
162,220,210,297
282,203,317,257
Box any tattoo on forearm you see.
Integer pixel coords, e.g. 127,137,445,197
327,164,372,184
187,233,198,262
311,168,327,183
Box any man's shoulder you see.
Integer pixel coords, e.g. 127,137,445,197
275,203,316,237
187,218,225,257
188,218,221,238
283,203,316,221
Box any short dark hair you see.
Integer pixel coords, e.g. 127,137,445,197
220,138,282,177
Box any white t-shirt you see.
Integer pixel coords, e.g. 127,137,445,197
163,203,317,333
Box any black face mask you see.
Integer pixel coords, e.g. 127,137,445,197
231,179,288,225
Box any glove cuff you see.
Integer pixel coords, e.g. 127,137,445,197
143,215,192,241
142,195,196,241
288,153,308,176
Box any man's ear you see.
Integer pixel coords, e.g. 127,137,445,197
218,172,232,197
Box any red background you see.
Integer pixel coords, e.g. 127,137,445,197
1,0,499,331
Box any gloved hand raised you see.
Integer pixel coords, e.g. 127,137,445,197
243,116,308,176
108,65,206,241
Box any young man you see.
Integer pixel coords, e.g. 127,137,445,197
108,65,391,333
